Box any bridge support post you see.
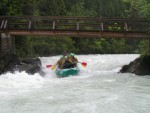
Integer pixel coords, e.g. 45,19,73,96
52,21,55,30
149,39,150,51
0,33,15,55
77,20,79,30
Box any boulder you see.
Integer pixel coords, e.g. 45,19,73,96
0,52,20,74
120,54,150,75
19,58,44,75
0,52,45,75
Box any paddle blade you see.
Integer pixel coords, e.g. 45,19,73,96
51,65,57,70
46,65,52,68
81,62,87,67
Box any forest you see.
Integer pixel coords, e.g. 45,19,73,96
0,0,150,57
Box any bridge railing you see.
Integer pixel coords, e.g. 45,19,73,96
0,16,150,33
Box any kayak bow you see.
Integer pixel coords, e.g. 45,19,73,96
55,67,79,77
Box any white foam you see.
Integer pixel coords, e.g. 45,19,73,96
1,54,150,113
0,71,44,88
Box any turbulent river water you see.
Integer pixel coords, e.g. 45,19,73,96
0,54,150,113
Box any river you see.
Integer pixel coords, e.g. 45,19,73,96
0,54,150,113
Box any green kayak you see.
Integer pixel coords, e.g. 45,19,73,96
55,67,80,77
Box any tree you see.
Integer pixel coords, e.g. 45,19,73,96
36,0,66,16
0,0,34,16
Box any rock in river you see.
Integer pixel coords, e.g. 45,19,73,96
120,54,150,75
0,52,44,75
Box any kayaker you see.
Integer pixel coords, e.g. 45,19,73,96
56,54,68,69
62,57,72,68
56,53,78,69
68,53,78,67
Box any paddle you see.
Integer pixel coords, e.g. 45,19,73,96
46,64,57,70
46,62,87,70
78,62,87,67
46,64,52,68
51,64,57,70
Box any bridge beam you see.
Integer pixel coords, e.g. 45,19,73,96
5,30,150,39
0,33,15,55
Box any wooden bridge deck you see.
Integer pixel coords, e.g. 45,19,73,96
0,16,150,38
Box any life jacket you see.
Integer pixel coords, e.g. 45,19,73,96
57,57,65,69
69,56,78,64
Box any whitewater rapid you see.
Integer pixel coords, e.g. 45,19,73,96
0,54,150,113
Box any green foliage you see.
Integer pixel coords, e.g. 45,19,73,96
0,0,34,15
66,1,97,16
1,0,150,57
123,0,150,18
37,0,66,16
138,40,149,54
140,1,150,18
83,0,129,17
27,37,76,56
73,38,100,54
15,36,33,58
123,0,142,17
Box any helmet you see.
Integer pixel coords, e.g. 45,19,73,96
70,53,75,56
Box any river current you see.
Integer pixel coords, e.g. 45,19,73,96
0,54,150,113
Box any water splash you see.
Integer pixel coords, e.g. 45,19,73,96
1,54,150,113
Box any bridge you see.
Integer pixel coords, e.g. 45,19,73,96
0,16,150,54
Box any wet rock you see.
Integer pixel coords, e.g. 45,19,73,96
0,52,20,74
120,54,150,75
19,58,44,75
0,52,44,75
